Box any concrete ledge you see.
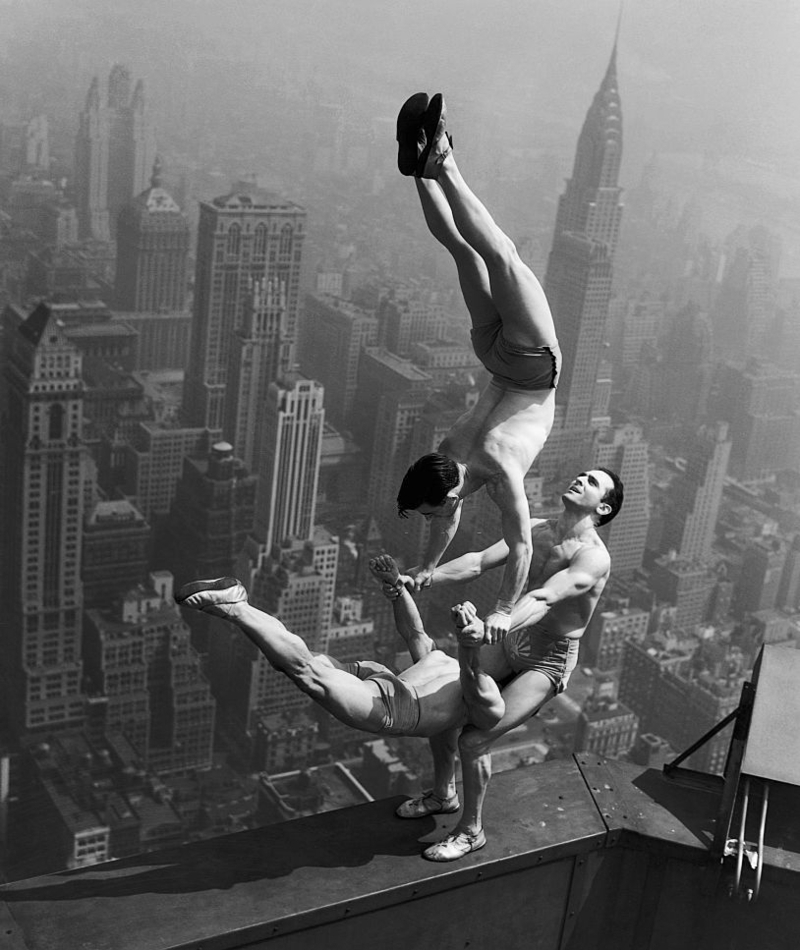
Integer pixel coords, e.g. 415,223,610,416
2,757,797,950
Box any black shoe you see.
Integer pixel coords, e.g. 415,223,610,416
415,93,447,177
397,92,429,176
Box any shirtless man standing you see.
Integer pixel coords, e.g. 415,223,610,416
395,92,560,641
392,467,624,861
175,556,504,742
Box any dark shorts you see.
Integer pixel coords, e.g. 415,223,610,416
471,322,560,392
503,626,579,694
368,671,421,735
341,661,422,735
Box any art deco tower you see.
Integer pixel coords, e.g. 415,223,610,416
224,278,289,474
661,422,731,562
541,43,624,476
254,375,325,553
0,304,88,735
74,76,110,241
114,157,190,312
182,183,306,436
106,65,155,233
74,65,155,241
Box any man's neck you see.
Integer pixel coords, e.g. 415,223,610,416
454,462,469,497
553,509,598,541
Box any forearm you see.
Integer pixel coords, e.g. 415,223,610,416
420,512,461,572
492,542,532,614
508,590,550,631
429,550,483,586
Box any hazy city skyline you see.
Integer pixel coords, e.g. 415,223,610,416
1,0,799,894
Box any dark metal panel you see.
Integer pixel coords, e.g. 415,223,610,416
575,756,717,856
236,858,576,950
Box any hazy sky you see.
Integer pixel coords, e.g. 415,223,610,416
2,0,798,167
2,0,800,273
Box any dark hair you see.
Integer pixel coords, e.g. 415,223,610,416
596,467,624,526
397,453,459,518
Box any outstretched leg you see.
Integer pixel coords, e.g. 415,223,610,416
408,96,556,351
176,578,386,733
415,178,498,331
437,155,555,349
369,555,437,663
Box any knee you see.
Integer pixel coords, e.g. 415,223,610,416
483,234,518,271
282,655,321,696
459,724,494,760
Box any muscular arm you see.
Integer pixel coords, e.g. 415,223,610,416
526,546,610,607
483,472,534,641
427,535,510,586
415,499,464,583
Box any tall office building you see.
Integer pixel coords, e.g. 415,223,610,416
122,421,220,523
0,303,88,734
212,530,338,734
254,375,325,553
74,66,155,241
83,572,215,773
114,158,190,312
654,304,714,428
299,294,378,429
106,66,155,232
182,183,306,435
74,77,110,241
164,441,257,590
82,498,151,610
539,43,624,477
594,423,649,575
661,423,730,562
734,538,788,618
712,359,800,482
224,279,289,473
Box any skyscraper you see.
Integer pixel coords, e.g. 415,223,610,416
0,303,88,734
74,66,155,241
164,441,257,590
224,279,289,474
594,423,649,575
661,422,731,562
106,66,154,232
74,77,110,241
712,359,800,482
299,294,378,430
114,158,190,313
182,183,306,435
254,375,325,553
539,43,624,477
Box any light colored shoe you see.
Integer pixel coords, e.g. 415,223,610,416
395,790,460,819
175,577,247,617
422,828,486,862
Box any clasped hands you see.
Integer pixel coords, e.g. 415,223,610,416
452,601,510,646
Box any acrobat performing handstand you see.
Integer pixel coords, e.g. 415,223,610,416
395,92,560,642
175,556,504,746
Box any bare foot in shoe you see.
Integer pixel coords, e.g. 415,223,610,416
175,577,247,619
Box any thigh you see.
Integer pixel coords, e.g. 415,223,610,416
489,264,557,349
482,669,556,741
304,658,387,732
476,641,515,683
